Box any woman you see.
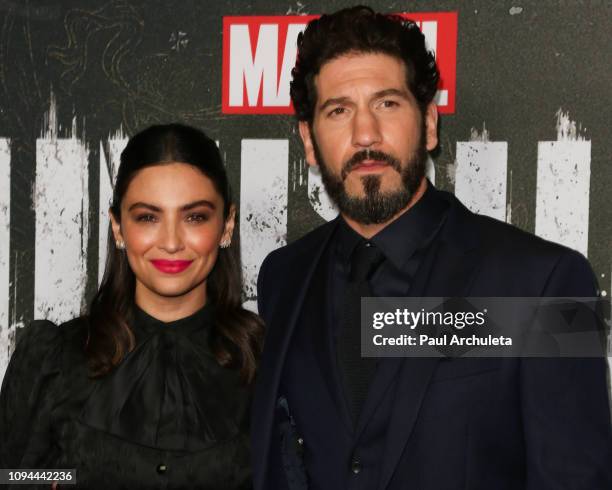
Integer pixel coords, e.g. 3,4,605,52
0,124,263,489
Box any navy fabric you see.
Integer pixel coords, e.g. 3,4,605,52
252,184,612,490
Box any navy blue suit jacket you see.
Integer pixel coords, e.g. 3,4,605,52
252,188,612,489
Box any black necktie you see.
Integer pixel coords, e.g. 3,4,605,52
338,241,384,423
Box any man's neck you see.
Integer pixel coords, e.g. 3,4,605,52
342,178,428,239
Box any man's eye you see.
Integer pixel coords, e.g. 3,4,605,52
328,107,346,117
381,100,399,108
135,214,157,223
186,213,209,223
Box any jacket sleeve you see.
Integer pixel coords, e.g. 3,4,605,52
253,253,296,490
521,249,612,489
0,320,62,468
256,252,272,321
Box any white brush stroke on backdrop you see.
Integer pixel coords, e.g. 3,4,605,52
35,113,89,324
240,139,288,311
0,139,11,385
455,125,508,222
535,110,590,257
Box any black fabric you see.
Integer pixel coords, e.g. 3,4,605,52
279,251,349,490
332,184,449,313
279,250,397,490
331,185,450,423
337,241,383,422
253,183,612,490
0,306,251,490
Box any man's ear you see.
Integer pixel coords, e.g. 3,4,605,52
109,210,124,245
298,121,318,167
424,102,439,152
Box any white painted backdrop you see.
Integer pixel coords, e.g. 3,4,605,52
0,102,609,399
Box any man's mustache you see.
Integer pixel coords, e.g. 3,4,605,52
341,149,401,180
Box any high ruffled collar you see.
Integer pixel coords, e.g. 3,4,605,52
133,303,213,338
80,304,248,451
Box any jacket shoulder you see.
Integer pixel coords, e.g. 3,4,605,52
442,190,596,294
260,219,337,275
473,211,588,273
442,189,583,260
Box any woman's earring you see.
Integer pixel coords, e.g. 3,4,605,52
116,240,125,250
220,239,231,249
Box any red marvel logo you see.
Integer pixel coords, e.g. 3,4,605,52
222,13,458,115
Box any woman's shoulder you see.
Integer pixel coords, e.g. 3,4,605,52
9,316,89,375
57,315,90,345
1,316,89,407
11,319,62,365
19,315,87,344
0,317,89,468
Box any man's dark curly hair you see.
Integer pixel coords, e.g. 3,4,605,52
290,5,440,122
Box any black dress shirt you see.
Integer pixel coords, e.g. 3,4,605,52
330,182,450,332
327,182,450,423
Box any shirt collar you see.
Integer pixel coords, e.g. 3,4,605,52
335,181,449,273
133,303,213,337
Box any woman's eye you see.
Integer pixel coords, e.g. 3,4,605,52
135,214,157,223
186,213,209,223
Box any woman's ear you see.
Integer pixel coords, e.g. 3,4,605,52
220,205,236,248
109,210,125,249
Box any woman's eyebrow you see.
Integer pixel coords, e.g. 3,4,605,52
128,202,161,212
127,200,216,212
180,200,216,211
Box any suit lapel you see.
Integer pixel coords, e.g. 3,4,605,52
309,260,355,433
253,220,338,490
377,195,484,490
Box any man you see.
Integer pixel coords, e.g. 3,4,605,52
252,6,611,489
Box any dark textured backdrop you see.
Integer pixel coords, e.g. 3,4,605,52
0,0,610,380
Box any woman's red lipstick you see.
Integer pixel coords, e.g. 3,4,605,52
150,259,193,274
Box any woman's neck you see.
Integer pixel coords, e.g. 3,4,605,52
134,283,207,322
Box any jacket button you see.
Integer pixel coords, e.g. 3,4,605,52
350,457,362,474
157,463,167,474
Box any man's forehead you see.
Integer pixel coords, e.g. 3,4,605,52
314,52,412,99
318,51,406,76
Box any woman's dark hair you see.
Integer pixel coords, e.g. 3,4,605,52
87,123,264,383
290,5,440,122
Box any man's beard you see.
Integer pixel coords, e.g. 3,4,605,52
312,129,428,225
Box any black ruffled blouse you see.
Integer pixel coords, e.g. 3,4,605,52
0,305,251,489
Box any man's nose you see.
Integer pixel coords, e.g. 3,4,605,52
351,107,382,148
